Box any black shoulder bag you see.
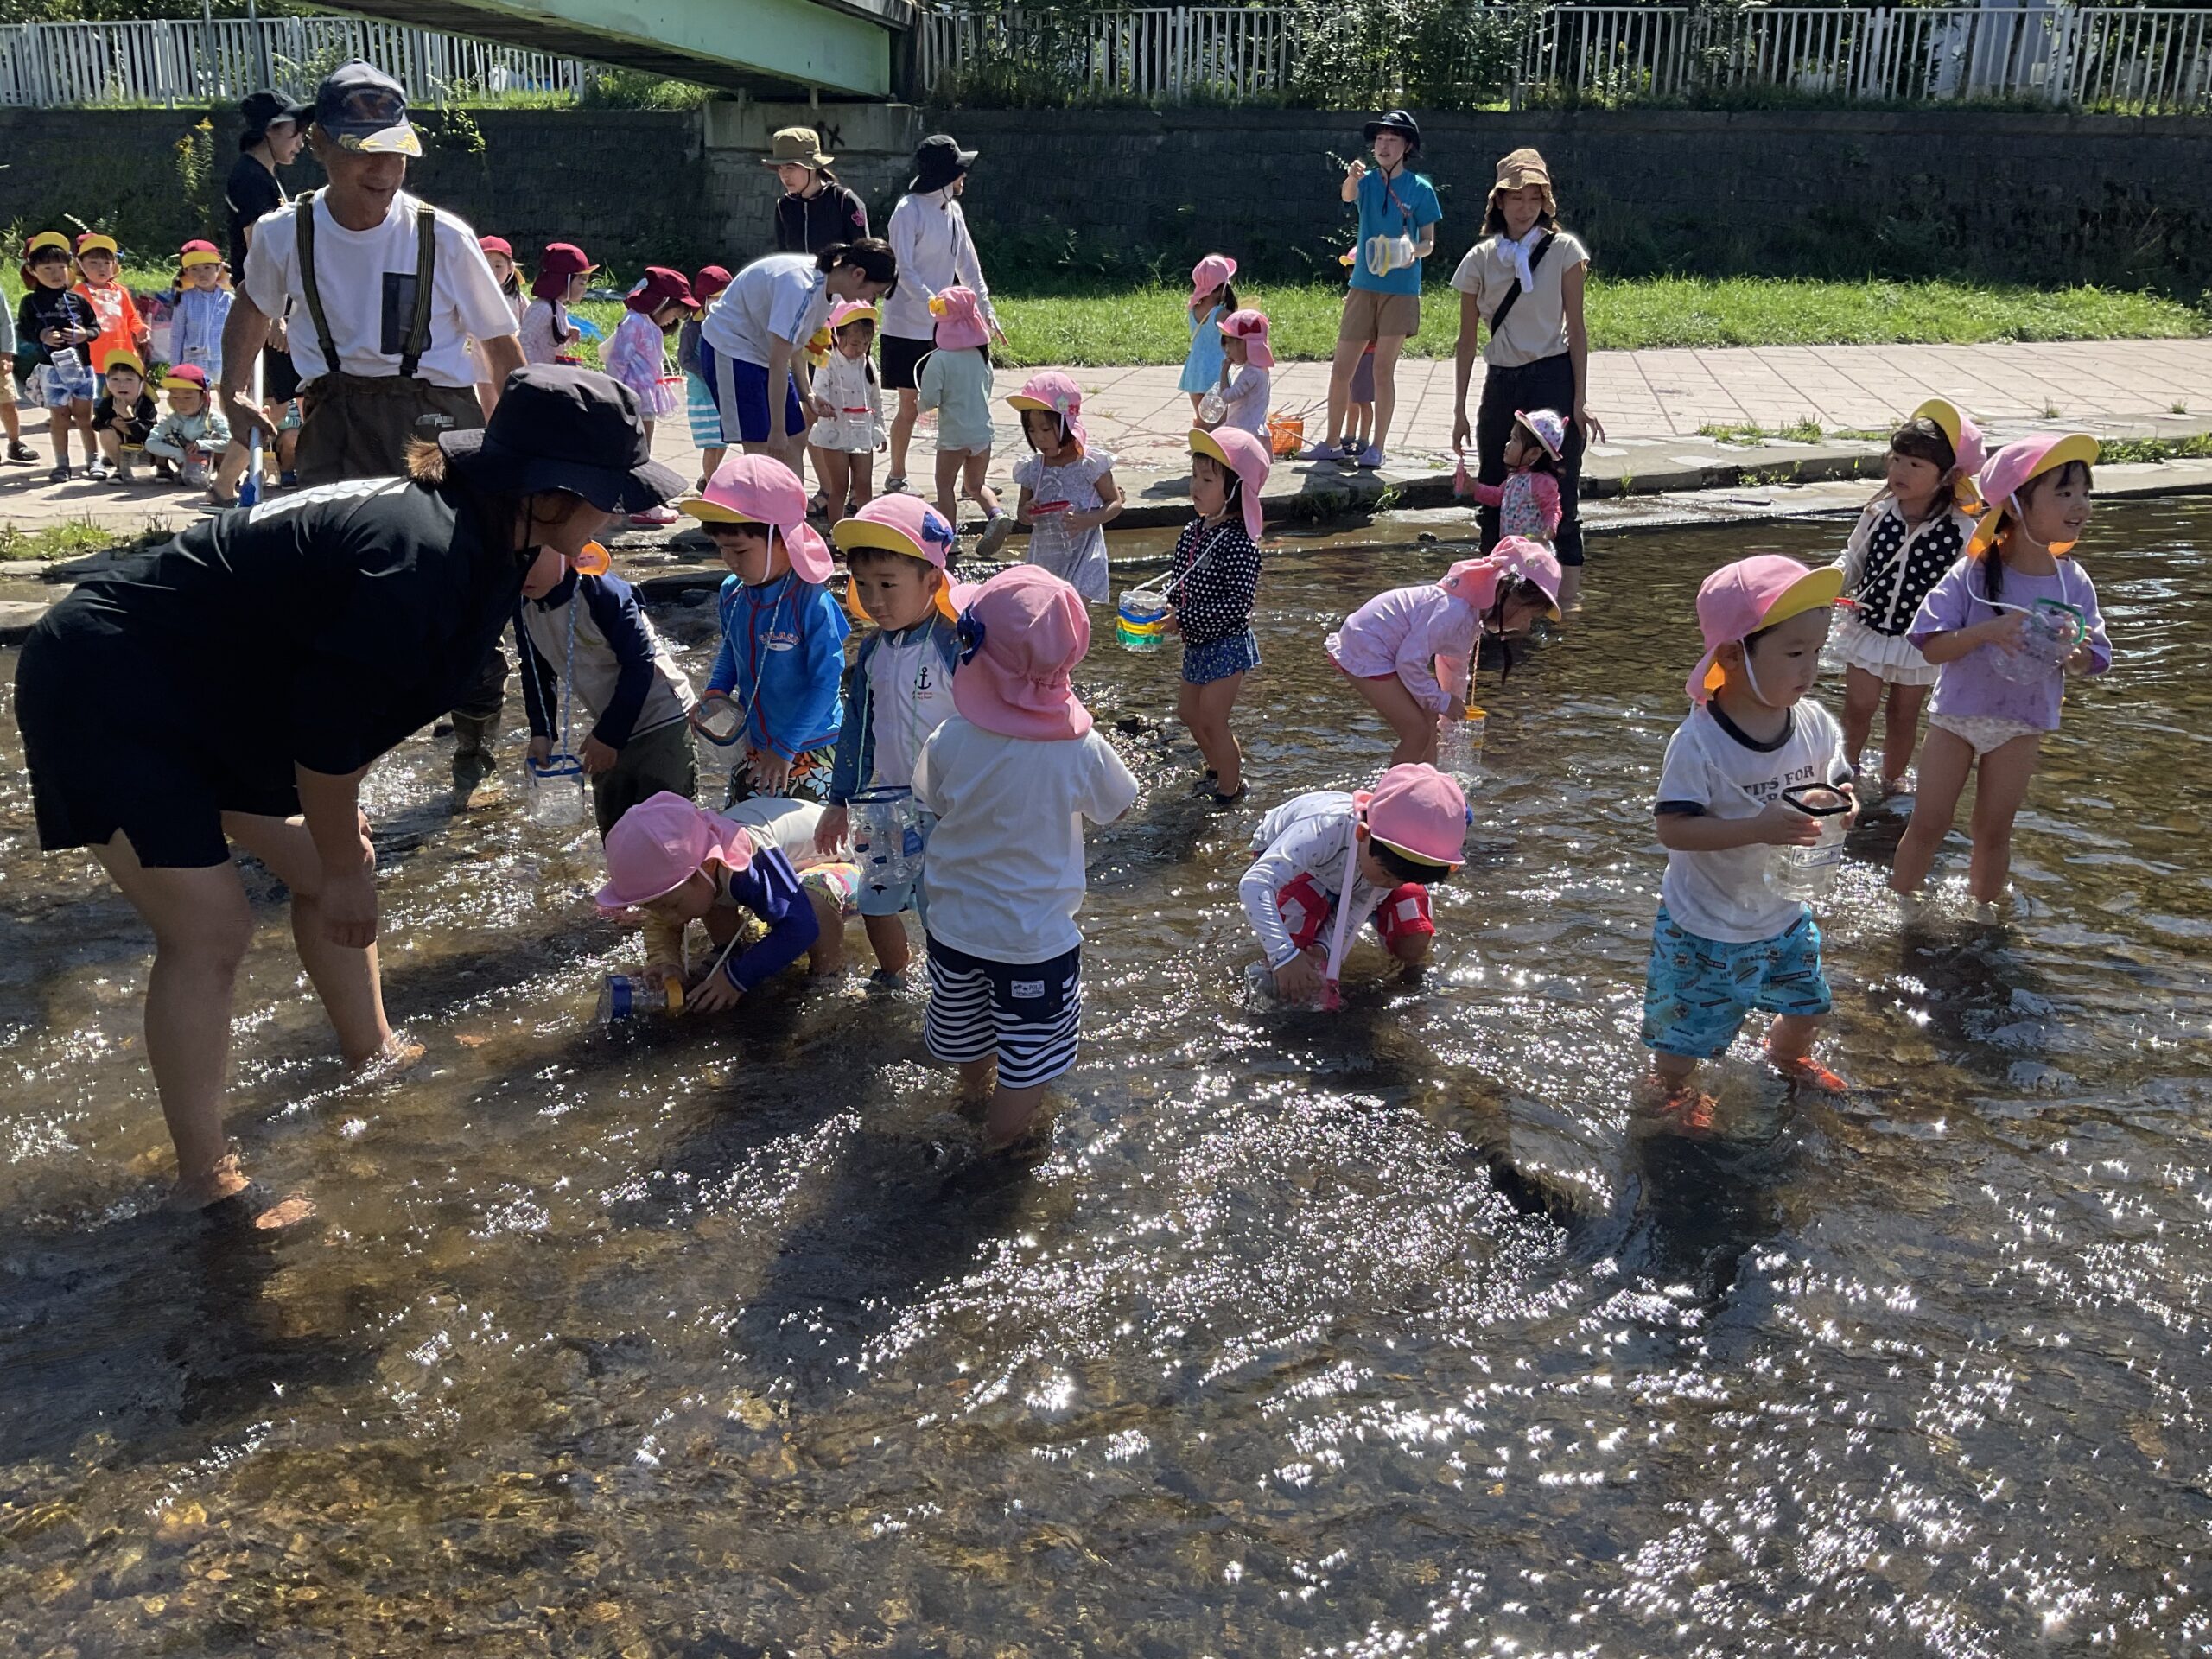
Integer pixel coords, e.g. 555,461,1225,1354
1484,232,1559,339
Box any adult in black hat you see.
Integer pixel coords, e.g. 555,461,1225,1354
10,365,679,1233
221,88,312,492
879,132,1001,493
1300,108,1441,473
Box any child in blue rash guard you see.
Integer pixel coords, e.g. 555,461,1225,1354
676,454,850,805
515,548,699,837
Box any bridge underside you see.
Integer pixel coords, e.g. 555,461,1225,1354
340,0,906,98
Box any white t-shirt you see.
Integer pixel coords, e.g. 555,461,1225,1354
724,796,839,868
700,255,831,368
1449,229,1591,370
241,190,518,388
1654,701,1851,944
911,715,1140,962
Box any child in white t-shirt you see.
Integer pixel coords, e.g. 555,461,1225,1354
1205,308,1274,442
808,300,887,520
1644,555,1856,1130
1005,371,1122,599
824,493,963,984
912,565,1139,1152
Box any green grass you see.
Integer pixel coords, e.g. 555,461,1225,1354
981,276,2206,367
2097,433,2212,465
0,519,143,563
1698,417,1827,446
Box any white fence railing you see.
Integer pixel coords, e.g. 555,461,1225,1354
915,3,2212,112
0,17,601,109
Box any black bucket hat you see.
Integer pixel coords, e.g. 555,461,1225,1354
910,132,977,194
238,87,310,149
439,365,684,514
1363,109,1423,149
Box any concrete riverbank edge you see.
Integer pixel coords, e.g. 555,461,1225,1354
5,448,2212,644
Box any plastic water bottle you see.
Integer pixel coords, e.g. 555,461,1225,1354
1986,599,2084,684
850,789,924,893
525,755,588,826
1198,388,1227,425
1436,703,1486,795
595,973,682,1022
1770,784,1851,899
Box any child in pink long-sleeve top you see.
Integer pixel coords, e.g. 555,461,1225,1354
1325,538,1562,766
1457,407,1564,551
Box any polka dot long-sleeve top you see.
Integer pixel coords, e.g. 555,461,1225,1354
1170,516,1262,648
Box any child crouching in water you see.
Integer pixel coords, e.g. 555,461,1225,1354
597,792,849,1013
1890,434,2109,906
1325,537,1562,766
1173,426,1270,802
912,566,1140,1151
1240,763,1466,1002
1644,555,1855,1128
824,494,963,983
1007,371,1122,602
678,455,850,804
1831,399,1983,798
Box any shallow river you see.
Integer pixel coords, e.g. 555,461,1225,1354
3,500,2211,1656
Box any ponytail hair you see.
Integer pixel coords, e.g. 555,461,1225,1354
817,237,899,295
1980,458,2094,606
1481,575,1553,683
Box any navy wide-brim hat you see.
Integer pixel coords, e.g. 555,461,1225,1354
910,132,977,193
1363,109,1422,149
440,365,684,514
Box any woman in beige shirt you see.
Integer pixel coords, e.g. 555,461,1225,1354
1449,148,1605,613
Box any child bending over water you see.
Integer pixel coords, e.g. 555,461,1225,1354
1240,763,1466,1002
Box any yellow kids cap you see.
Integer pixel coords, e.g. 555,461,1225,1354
104,350,146,377
25,232,70,257
74,233,118,257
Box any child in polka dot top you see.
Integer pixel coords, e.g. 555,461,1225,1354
1169,427,1270,803
1828,399,1982,798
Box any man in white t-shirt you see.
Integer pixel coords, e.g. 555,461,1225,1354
219,60,527,792
219,61,524,488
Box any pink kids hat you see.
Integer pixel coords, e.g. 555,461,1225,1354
1967,431,2098,556
1007,369,1089,453
1440,537,1564,619
928,285,990,352
1686,553,1845,705
947,564,1094,742
1189,426,1271,542
832,492,957,570
1217,308,1274,370
1191,252,1237,305
676,454,833,584
595,791,753,911
828,298,879,333
1358,764,1468,869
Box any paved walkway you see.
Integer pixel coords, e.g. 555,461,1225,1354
4,338,2208,539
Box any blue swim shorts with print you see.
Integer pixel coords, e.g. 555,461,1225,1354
1182,628,1262,687
1640,904,1831,1061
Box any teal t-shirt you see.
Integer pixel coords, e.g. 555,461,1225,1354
1349,168,1442,297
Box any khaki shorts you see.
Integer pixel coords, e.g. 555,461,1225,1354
1338,288,1421,346
296,372,484,485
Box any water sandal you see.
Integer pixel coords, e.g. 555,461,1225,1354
1773,1053,1849,1095
1656,1085,1717,1135
200,1181,317,1236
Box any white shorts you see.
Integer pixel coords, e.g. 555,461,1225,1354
1830,613,1939,688
1929,713,2044,757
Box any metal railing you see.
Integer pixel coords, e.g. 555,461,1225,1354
0,16,601,109
915,3,2212,112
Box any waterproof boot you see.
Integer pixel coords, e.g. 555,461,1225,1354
450,709,504,805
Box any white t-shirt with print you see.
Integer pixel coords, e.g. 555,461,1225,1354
241,190,518,389
700,255,830,368
912,715,1139,963
1655,700,1850,944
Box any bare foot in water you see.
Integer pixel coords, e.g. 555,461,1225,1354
179,1155,317,1232
351,1033,426,1081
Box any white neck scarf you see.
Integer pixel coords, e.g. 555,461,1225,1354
1500,226,1544,292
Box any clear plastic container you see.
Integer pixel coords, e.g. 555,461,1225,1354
1986,598,2085,684
1363,234,1417,276
524,754,588,826
1116,585,1170,652
1436,702,1487,795
1769,783,1851,899
595,973,683,1022
849,787,925,893
1197,389,1227,425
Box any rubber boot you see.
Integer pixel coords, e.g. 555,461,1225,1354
450,708,503,807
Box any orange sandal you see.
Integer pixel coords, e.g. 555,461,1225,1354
1772,1052,1849,1095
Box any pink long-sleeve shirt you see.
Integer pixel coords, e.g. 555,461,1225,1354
1325,583,1484,715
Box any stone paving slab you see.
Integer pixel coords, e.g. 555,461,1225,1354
4,337,2208,546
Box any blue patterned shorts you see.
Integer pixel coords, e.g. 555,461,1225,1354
1182,628,1261,686
1640,904,1830,1060
685,369,723,448
36,356,95,409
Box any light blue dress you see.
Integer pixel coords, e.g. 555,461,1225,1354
1179,302,1226,396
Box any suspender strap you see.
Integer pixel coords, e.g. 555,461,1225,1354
398,203,437,378
293,189,342,377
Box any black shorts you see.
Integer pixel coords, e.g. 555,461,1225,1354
263,346,302,405
880,334,935,393
16,619,294,868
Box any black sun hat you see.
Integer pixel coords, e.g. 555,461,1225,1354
910,132,977,193
1363,109,1423,149
439,365,684,514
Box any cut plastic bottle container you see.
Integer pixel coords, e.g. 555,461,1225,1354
1985,598,2084,685
1117,585,1171,651
1769,783,1851,899
595,973,683,1023
849,786,925,893
525,754,589,826
1197,389,1227,425
1436,703,1487,795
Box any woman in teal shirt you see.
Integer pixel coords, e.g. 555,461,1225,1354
1305,110,1440,471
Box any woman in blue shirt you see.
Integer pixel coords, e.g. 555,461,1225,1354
1304,110,1440,473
